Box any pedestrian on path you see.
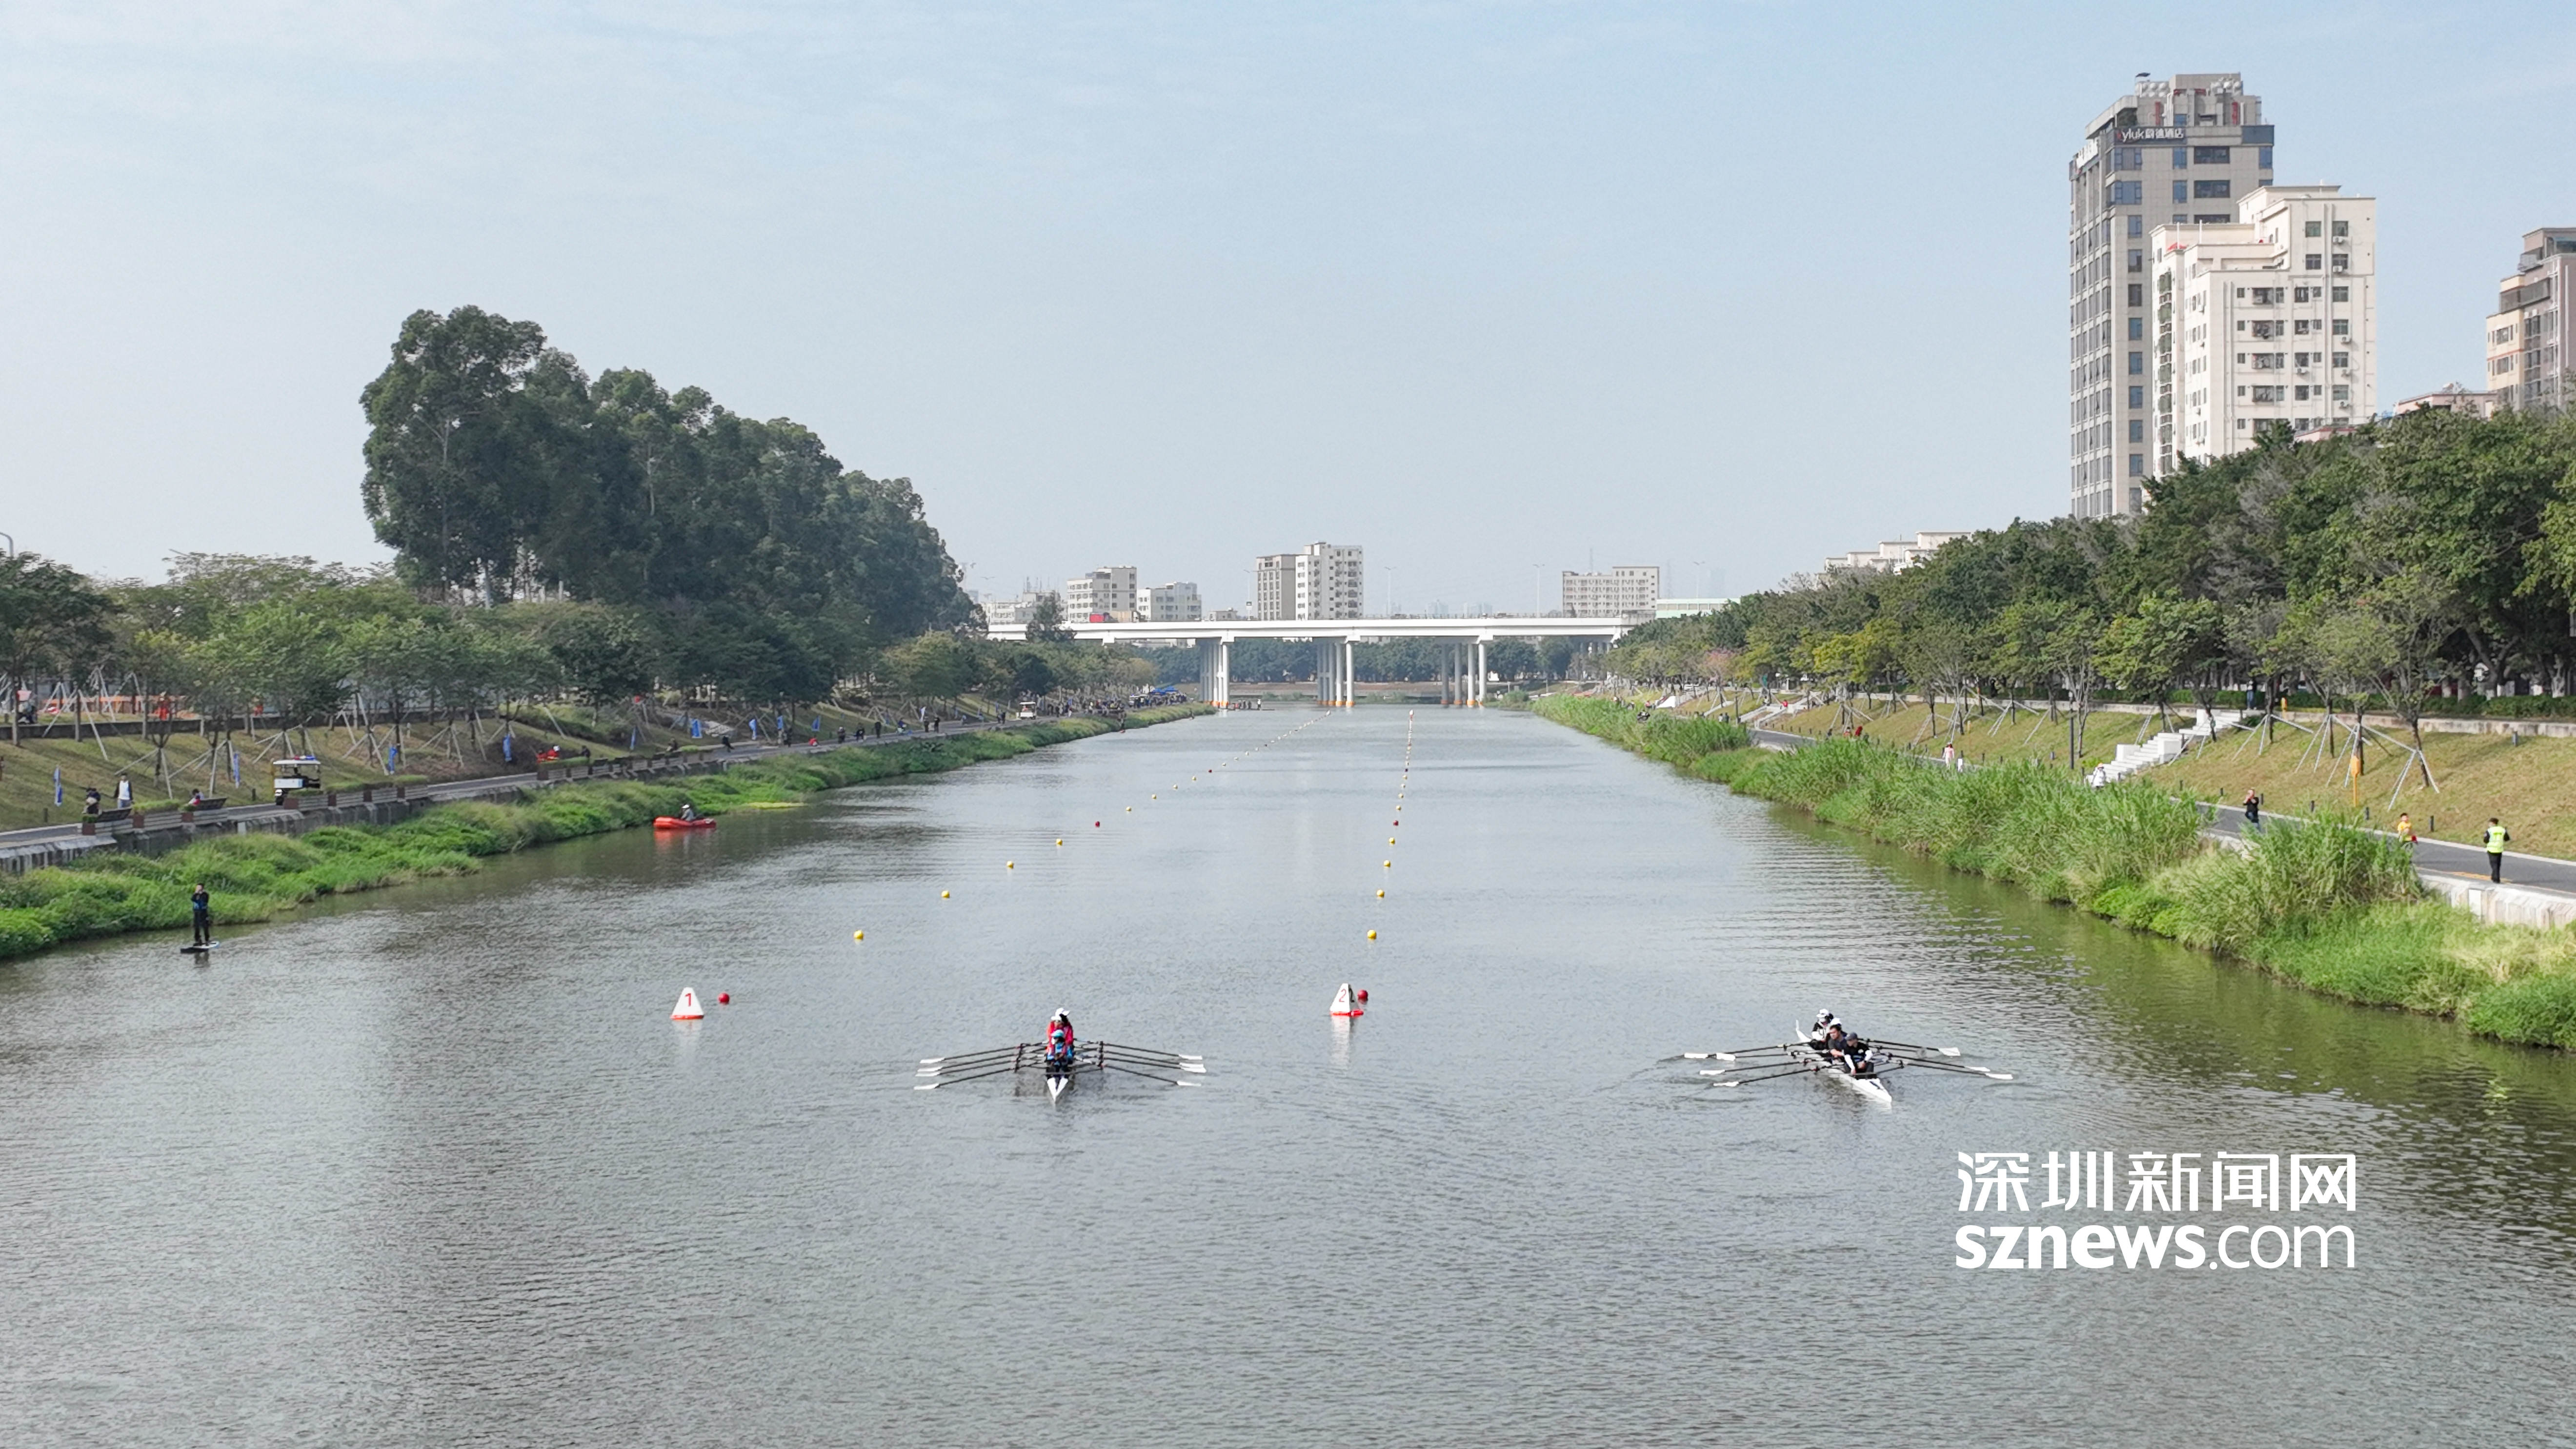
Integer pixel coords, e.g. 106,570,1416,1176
2243,790,2262,829
115,775,132,809
2397,812,2417,848
2485,818,2511,883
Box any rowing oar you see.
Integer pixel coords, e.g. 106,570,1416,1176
1697,1063,1825,1087
918,1049,1024,1069
1868,1040,1963,1057
913,1060,1029,1090
1096,1047,1207,1073
1089,1059,1202,1088
1092,1040,1202,1063
1880,1057,2014,1081
1681,1046,1798,1062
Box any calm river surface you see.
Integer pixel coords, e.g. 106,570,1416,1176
6,708,2576,1446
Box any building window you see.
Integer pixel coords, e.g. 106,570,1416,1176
2172,147,2189,168
2128,283,2144,306
2130,454,2145,476
2195,214,2231,223
2293,286,2313,302
2127,419,2142,442
2295,352,2313,367
2194,179,2232,199
2258,145,2273,169
2128,215,2143,238
2110,180,2142,205
2333,254,2350,272
2113,147,2143,171
2128,250,2144,273
2252,385,2283,402
2332,286,2349,302
2193,146,2231,164
2237,419,2249,430
2333,220,2349,237
2305,220,2322,237
2129,351,2144,374
2130,386,2145,407
2293,320,2312,335
2294,385,2312,401
2333,351,2350,368
2332,318,2349,336
2173,181,2190,203
2333,385,2351,402
2129,317,2144,340
2305,254,2324,270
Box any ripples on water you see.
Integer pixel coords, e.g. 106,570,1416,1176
4,709,2574,1445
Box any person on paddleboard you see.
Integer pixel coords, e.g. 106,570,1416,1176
190,884,212,947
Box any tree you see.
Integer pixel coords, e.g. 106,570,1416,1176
1024,593,1073,644
2093,594,2222,731
0,554,115,745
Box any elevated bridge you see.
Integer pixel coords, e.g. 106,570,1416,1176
986,616,1640,707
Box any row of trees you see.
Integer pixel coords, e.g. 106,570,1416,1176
1609,408,2576,759
0,553,1158,745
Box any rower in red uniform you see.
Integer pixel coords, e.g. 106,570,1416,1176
1044,1010,1075,1076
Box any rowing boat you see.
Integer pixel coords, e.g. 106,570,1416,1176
915,1038,1207,1100
1787,1035,1893,1105
1683,1025,2013,1104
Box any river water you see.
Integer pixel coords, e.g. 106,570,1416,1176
5,708,2575,1446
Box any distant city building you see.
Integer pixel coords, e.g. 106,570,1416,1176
1208,606,1246,622
1063,565,1139,622
1253,543,1364,621
2069,72,2278,519
1824,531,1971,575
982,590,1055,627
2152,184,2375,472
2394,383,2501,420
1653,597,1736,619
2487,227,2576,412
1142,581,1203,623
1559,566,1660,618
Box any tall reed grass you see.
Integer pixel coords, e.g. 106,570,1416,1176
0,707,1208,964
1536,696,2576,1051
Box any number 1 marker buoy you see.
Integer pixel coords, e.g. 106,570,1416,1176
672,988,704,1020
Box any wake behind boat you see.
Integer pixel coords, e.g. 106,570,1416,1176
916,1013,1206,1100
1679,1011,2014,1106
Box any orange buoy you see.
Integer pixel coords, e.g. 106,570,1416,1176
717,992,730,1005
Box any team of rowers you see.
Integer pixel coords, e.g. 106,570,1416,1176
1807,1010,1879,1077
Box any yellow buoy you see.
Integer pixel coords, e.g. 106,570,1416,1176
1126,806,1133,812
1376,889,1385,898
1006,861,1015,869
941,890,951,899
1056,838,1065,846
1388,837,1396,844
853,930,865,940
1383,860,1392,868
1366,929,1377,940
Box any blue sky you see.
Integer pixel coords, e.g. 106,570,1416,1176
4,1,2570,608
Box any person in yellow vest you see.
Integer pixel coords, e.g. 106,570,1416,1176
2484,818,2511,883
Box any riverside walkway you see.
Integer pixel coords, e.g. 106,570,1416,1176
0,717,1035,875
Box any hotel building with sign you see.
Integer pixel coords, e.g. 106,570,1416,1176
2067,73,2276,518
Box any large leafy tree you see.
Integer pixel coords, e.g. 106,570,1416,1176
0,553,114,745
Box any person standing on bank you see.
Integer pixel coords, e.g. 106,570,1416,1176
2485,819,2511,883
115,774,132,810
2242,790,2262,829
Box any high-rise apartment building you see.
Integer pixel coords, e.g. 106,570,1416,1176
2069,72,2275,518
2152,185,2375,471
1252,543,1364,621
1142,581,1203,623
2487,227,2576,412
1559,566,1660,617
1062,565,1138,622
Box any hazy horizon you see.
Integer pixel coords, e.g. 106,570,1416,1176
5,1,2569,609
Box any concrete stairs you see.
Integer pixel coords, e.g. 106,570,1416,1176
2086,708,2248,787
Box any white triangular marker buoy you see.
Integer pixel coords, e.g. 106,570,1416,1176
1330,983,1362,1018
672,988,704,1020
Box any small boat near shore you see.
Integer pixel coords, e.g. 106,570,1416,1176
653,816,717,830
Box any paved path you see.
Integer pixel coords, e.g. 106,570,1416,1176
2203,804,2576,896
0,718,1033,854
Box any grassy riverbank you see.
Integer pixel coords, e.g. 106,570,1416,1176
0,707,1209,964
1534,694,2576,1050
